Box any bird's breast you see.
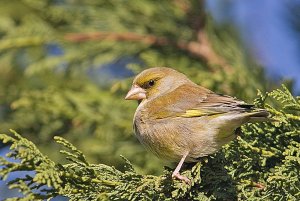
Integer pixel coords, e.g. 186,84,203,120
133,109,186,161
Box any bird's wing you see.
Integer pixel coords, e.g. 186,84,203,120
183,88,254,117
147,84,256,119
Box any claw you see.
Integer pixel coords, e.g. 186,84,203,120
172,172,191,185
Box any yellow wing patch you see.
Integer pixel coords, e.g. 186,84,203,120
180,109,224,118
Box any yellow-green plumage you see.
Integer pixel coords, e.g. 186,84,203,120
181,109,224,117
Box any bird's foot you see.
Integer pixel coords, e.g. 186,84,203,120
172,172,191,185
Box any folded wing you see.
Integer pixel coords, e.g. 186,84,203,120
147,84,269,120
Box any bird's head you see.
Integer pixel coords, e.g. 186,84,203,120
125,67,190,102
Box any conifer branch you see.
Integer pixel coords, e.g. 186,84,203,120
0,85,299,200
64,31,232,72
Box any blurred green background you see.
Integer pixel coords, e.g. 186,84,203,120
0,0,299,181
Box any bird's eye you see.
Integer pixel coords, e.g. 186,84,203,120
148,79,155,87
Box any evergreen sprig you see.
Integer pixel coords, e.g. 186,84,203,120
0,85,299,200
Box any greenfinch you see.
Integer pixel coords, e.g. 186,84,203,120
125,67,269,184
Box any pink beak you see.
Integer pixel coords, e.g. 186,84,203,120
125,85,147,100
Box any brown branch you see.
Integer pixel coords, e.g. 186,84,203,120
63,1,232,72
64,32,169,46
64,31,232,72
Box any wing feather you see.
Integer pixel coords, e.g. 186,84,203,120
146,84,257,119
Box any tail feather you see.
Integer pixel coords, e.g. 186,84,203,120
249,109,269,117
247,109,270,123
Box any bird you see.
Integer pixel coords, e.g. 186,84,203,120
125,67,269,184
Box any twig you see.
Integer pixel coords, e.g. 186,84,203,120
64,32,169,46
64,31,232,72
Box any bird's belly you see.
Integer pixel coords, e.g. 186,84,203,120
133,116,238,162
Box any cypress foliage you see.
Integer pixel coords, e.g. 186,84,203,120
0,85,299,200
0,1,299,200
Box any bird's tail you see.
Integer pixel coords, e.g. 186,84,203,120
246,109,270,123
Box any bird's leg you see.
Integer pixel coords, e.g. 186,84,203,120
172,151,190,184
